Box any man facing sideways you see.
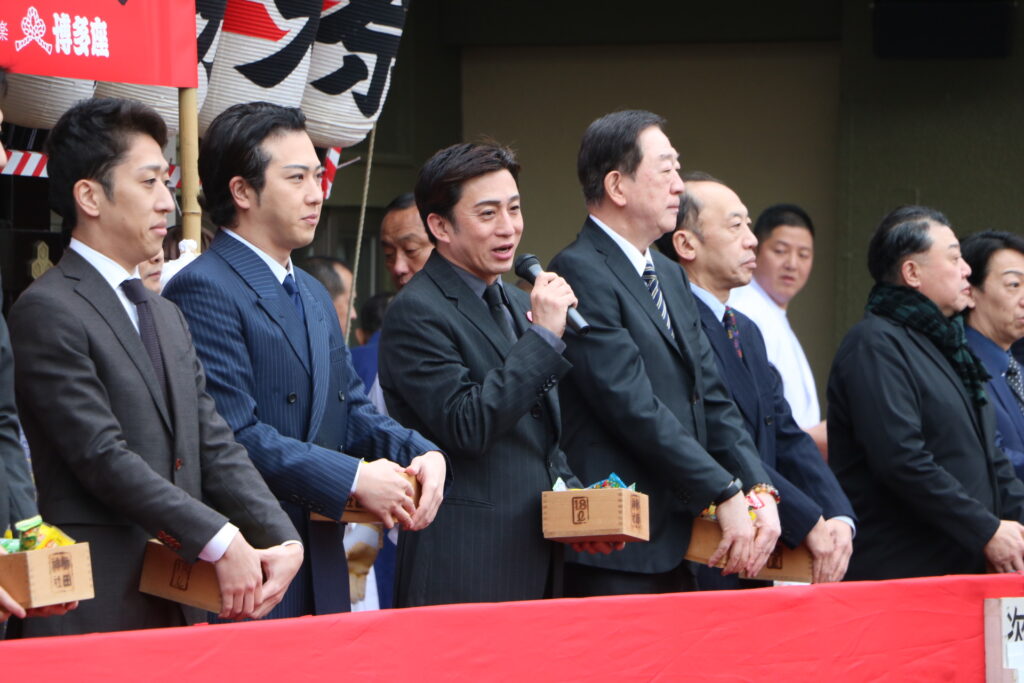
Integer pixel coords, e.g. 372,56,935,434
164,102,445,618
380,192,433,290
8,98,302,636
962,231,1024,480
828,205,1024,579
379,142,617,607
304,256,357,339
656,173,855,586
549,110,780,597
729,204,827,455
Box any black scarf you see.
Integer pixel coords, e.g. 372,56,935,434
866,283,989,408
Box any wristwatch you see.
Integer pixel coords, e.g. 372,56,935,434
713,477,743,505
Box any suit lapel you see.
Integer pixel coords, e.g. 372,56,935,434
425,251,514,357
61,251,172,432
211,232,311,374
297,273,329,441
506,286,562,439
696,299,758,427
581,221,682,357
905,327,983,437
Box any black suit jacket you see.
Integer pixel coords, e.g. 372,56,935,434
379,252,577,606
694,295,854,548
8,250,297,635
550,219,769,575
828,311,1024,579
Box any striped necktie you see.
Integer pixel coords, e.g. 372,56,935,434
642,261,674,339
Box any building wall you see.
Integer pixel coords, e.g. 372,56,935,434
461,42,841,400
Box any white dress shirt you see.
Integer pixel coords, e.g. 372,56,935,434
728,279,821,429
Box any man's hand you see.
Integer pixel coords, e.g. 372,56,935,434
571,540,626,554
825,518,853,582
530,271,578,338
353,459,416,529
747,494,781,577
804,516,838,584
405,450,446,531
213,533,263,620
251,543,303,619
984,520,1024,573
709,492,755,575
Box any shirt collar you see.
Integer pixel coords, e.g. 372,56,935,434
690,282,728,321
590,214,651,276
68,238,140,292
222,227,294,285
444,255,502,300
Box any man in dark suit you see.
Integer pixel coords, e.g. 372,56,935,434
657,173,855,586
7,98,302,636
829,205,1024,579
549,110,780,597
379,142,615,607
164,102,445,618
962,231,1024,481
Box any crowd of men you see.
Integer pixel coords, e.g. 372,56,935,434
3,80,1024,638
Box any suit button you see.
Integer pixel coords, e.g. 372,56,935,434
287,393,297,404
764,416,774,426
530,405,543,419
338,391,345,402
174,459,183,471
691,391,700,403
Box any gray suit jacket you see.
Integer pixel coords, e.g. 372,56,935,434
550,219,769,577
379,252,576,606
7,250,296,636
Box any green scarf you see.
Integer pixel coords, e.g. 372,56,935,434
866,283,989,408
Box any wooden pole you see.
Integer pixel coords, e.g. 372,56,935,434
178,87,201,249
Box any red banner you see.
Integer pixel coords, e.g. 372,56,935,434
0,1,198,87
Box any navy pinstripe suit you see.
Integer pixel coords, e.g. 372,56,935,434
164,231,437,617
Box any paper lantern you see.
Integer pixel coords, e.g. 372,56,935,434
301,0,408,148
199,0,321,132
93,0,229,133
0,74,95,129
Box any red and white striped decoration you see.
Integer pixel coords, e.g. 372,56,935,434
3,147,342,198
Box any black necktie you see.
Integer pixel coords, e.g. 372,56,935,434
121,278,168,398
1006,354,1024,415
642,261,674,339
722,306,744,359
483,283,517,343
282,274,305,324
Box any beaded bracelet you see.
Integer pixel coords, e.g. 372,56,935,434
749,483,781,504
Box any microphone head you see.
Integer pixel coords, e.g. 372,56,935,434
514,253,541,280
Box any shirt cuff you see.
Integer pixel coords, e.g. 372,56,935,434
829,515,856,537
529,324,566,354
198,522,239,562
350,460,362,496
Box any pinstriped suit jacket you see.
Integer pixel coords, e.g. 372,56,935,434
379,251,577,607
9,250,296,635
164,231,437,617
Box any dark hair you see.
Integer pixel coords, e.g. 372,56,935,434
383,192,416,218
415,142,520,245
45,97,168,234
654,171,724,258
962,230,1024,288
753,203,815,243
303,256,352,298
867,205,950,285
577,110,666,205
358,292,394,336
199,101,307,228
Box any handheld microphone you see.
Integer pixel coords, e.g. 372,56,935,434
514,253,591,336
